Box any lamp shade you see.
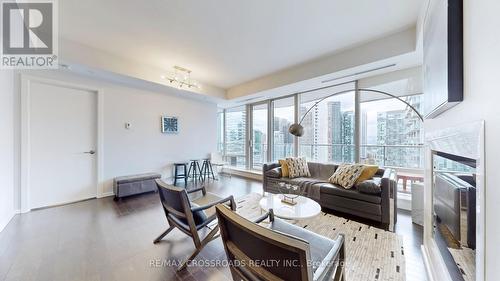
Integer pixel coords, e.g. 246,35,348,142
288,123,304,137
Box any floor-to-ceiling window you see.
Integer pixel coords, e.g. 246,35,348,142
219,76,423,179
272,97,295,161
225,106,246,168
360,94,423,194
298,83,356,163
251,103,268,169
359,94,423,169
216,108,224,154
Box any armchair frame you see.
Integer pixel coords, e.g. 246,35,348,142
154,179,236,271
215,204,345,281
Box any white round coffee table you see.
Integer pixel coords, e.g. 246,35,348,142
259,194,321,220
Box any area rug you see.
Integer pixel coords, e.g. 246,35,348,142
234,193,406,281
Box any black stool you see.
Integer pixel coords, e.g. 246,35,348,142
187,159,202,181
173,163,188,186
200,159,216,181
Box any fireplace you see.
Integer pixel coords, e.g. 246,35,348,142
422,121,484,281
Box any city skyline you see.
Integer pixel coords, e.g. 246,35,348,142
223,95,424,168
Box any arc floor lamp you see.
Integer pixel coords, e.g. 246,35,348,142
288,87,424,137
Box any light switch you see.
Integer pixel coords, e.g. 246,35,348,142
125,122,131,129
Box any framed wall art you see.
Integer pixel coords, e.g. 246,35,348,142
161,116,178,134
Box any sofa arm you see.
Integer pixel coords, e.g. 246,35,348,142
380,168,397,228
263,163,281,194
263,162,280,173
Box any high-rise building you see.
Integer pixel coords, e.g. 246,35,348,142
342,111,355,162
360,110,370,163
300,105,319,160
273,116,294,159
225,110,246,166
375,95,423,168
327,101,342,162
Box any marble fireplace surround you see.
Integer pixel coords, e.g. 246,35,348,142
422,120,485,281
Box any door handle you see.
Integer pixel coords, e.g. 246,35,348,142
84,150,96,155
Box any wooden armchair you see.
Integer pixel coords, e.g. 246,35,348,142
215,204,345,281
154,179,236,271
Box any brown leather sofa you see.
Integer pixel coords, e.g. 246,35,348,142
263,162,397,229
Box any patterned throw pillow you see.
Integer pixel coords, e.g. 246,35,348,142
329,164,365,189
285,157,311,178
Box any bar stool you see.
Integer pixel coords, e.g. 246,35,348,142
200,158,216,181
187,159,203,181
173,163,188,186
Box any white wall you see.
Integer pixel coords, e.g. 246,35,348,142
0,70,15,232
19,71,217,198
424,0,500,279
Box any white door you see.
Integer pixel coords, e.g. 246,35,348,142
29,81,97,209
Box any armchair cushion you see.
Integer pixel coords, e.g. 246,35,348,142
269,218,341,273
189,203,208,225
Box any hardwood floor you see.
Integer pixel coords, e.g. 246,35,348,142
0,176,426,281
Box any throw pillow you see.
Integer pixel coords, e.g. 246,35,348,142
187,203,208,225
285,157,311,178
355,165,379,183
278,159,290,177
356,179,382,194
329,163,365,189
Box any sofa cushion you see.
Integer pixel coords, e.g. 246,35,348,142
114,172,161,184
356,179,382,194
320,183,381,204
320,193,382,219
265,167,282,178
307,162,337,180
278,159,290,177
286,157,311,178
328,163,365,189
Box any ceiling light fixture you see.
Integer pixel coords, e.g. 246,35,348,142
161,66,201,89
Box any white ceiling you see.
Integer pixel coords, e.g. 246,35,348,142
59,0,423,89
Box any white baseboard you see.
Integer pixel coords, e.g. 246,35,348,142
97,191,114,198
0,211,17,233
221,167,262,181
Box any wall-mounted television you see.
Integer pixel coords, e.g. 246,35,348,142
423,0,463,118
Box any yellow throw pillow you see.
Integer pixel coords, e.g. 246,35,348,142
278,159,289,177
356,165,379,183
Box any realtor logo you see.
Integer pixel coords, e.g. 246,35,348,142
1,0,58,69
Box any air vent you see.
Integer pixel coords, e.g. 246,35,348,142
321,64,396,84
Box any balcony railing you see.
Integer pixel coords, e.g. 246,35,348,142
222,143,424,169
299,143,424,169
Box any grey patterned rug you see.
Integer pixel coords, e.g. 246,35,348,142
234,193,406,281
